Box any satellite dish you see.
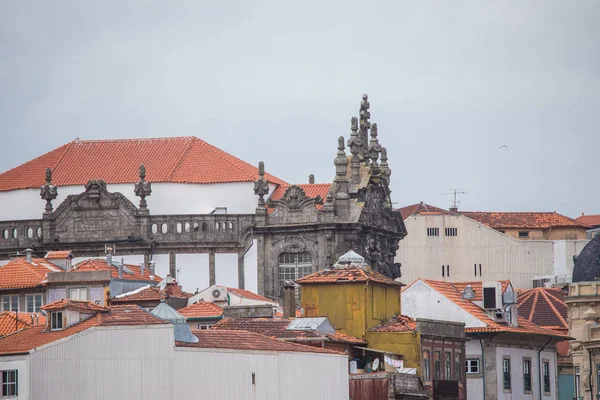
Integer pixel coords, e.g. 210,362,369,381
212,289,222,298
372,358,380,372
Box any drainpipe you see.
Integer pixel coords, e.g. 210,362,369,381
479,338,486,400
538,336,552,399
589,350,594,400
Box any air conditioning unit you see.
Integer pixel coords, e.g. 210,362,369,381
210,287,228,302
494,311,508,323
533,278,551,288
502,291,517,305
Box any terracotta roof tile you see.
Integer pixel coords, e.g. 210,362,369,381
396,202,451,220
44,251,73,259
0,257,62,290
461,211,588,229
297,266,403,286
73,259,161,282
0,137,287,191
179,329,344,354
266,183,330,213
575,214,600,228
226,287,274,303
0,304,167,355
368,315,417,333
413,279,569,338
450,281,511,302
42,299,108,313
517,288,568,332
0,312,46,337
178,301,223,319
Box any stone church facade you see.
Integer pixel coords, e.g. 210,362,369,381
0,95,407,299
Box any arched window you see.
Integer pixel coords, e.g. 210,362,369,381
278,251,313,299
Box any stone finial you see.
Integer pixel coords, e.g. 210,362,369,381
308,174,315,184
254,161,270,207
359,94,371,159
380,146,391,178
335,136,348,181
347,117,361,157
134,164,152,210
368,122,382,166
40,168,58,214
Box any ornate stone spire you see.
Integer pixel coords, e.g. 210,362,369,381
308,174,315,184
40,168,58,214
254,161,270,208
368,122,382,167
359,94,371,160
134,164,152,210
346,117,362,184
380,146,391,179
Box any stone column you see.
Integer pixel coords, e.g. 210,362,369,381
209,251,216,286
169,252,176,278
238,253,245,289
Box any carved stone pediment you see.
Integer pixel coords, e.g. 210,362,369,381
273,234,316,257
266,185,323,224
48,180,141,242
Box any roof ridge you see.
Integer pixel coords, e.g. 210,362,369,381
529,291,539,321
167,137,196,181
72,136,196,144
51,140,76,177
0,141,72,176
540,290,568,327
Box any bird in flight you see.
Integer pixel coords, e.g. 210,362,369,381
499,144,508,149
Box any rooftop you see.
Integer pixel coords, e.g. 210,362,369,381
0,311,46,337
368,315,417,333
517,288,568,332
575,213,600,228
449,281,512,302
0,136,287,192
572,235,600,283
0,257,62,290
226,287,274,303
396,202,451,220
44,250,73,259
267,183,331,213
297,264,403,286
73,259,161,283
42,299,108,313
111,281,189,304
460,211,588,230
178,301,223,319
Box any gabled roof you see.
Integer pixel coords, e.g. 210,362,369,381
409,279,569,338
226,287,274,303
396,202,451,220
177,329,343,354
0,305,168,355
575,214,600,228
450,281,512,302
42,299,108,313
0,257,62,290
73,259,161,282
297,266,403,286
461,211,588,230
266,183,331,213
368,315,417,333
111,282,189,303
0,312,46,337
0,137,287,192
517,288,568,331
44,251,74,259
178,301,223,319
572,235,600,283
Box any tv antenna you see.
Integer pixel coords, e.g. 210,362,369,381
442,189,467,210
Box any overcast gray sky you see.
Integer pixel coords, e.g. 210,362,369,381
1,1,598,217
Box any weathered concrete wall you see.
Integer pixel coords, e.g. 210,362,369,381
222,304,274,318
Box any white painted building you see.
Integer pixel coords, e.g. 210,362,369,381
0,300,349,400
402,278,568,400
187,284,278,307
396,204,589,289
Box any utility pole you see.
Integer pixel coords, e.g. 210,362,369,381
442,189,467,212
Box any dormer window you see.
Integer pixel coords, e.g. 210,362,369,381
50,311,63,330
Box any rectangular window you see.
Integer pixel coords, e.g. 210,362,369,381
69,288,87,301
50,311,63,330
544,361,550,394
523,359,532,392
503,358,511,390
444,352,451,380
442,265,445,277
445,228,457,237
465,359,479,374
427,227,440,237
479,264,482,277
519,231,530,238
197,324,210,330
434,351,441,379
26,294,43,312
454,352,461,381
474,264,477,277
447,265,450,277
1,295,18,312
422,350,430,381
1,369,17,397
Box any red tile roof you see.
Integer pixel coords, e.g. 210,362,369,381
0,312,46,337
42,299,108,313
297,266,403,286
267,183,331,213
0,304,167,355
412,279,569,338
0,137,287,191
575,214,600,228
178,301,223,319
111,283,189,304
368,315,417,333
73,259,161,282
178,329,344,354
461,211,588,229
226,287,274,303
396,202,451,220
0,257,62,290
450,281,511,302
517,288,568,332
45,251,73,259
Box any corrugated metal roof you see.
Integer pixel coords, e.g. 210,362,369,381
286,317,335,333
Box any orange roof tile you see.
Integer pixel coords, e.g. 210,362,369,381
42,299,108,313
178,301,223,319
0,257,62,290
179,329,344,354
517,288,568,332
44,251,73,259
0,312,46,337
450,281,511,302
575,214,600,228
0,137,287,191
415,279,569,338
226,287,274,303
0,304,167,355
368,315,417,333
396,202,451,220
73,259,161,282
297,266,403,286
111,282,189,304
461,211,588,229
267,183,331,213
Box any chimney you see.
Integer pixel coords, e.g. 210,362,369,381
24,248,32,263
449,206,458,213
308,174,315,184
282,281,296,319
106,252,112,266
149,260,156,280
140,262,145,277
118,258,124,279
